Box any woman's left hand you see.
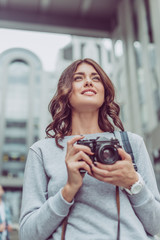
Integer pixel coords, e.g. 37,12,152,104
91,148,138,189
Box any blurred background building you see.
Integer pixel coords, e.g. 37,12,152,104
0,0,160,237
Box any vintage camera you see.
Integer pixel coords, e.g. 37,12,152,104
77,137,121,167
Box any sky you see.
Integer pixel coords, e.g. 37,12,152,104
0,28,72,72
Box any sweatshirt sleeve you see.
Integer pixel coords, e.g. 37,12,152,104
127,137,160,236
19,148,74,240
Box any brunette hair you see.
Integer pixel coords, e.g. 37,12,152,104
46,58,124,148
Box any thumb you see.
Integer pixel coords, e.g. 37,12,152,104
118,148,131,161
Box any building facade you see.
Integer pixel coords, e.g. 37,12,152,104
0,48,56,222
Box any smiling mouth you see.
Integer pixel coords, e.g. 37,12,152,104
81,89,97,95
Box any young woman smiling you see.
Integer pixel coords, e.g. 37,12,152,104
20,58,160,240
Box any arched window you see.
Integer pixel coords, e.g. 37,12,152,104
5,60,30,119
8,59,30,84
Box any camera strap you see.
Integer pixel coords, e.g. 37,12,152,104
61,213,69,240
120,131,137,171
116,186,120,240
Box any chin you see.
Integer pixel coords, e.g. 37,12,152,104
74,103,103,112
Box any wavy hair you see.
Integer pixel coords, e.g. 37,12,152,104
46,58,124,148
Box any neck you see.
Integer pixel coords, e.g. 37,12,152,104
71,110,103,135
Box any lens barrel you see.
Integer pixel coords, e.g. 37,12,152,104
98,145,120,164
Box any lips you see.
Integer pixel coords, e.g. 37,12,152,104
81,89,97,95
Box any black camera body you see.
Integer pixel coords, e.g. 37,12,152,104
77,136,121,165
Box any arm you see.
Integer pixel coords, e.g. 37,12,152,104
91,137,160,236
20,136,93,240
19,148,74,240
126,138,160,236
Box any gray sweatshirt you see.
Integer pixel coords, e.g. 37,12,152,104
19,131,160,240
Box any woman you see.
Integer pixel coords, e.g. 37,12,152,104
19,58,160,240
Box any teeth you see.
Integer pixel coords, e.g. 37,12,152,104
84,91,95,94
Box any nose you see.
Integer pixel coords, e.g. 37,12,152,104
84,77,93,87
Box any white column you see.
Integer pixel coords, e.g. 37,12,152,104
0,65,8,175
117,0,142,135
27,65,35,147
149,0,160,87
134,0,157,132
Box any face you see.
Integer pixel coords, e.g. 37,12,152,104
69,62,105,112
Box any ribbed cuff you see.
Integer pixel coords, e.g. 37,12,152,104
48,189,74,217
127,184,154,207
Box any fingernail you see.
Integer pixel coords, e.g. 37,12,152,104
90,152,94,155
94,162,98,166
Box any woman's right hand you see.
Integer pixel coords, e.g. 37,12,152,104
62,135,93,202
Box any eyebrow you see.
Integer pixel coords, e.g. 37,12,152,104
74,72,99,76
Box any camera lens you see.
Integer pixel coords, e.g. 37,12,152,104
98,145,119,164
103,149,115,161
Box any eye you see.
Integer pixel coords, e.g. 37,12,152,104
74,76,83,81
92,76,101,81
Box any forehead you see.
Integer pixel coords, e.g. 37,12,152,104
75,62,98,74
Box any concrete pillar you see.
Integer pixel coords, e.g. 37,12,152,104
149,0,160,87
27,65,35,148
0,65,8,175
134,0,157,133
117,0,143,136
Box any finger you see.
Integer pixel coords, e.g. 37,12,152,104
68,161,92,175
93,161,123,171
118,148,132,161
71,144,94,155
91,164,113,178
78,161,92,175
67,135,84,150
73,151,93,166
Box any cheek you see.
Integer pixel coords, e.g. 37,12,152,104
99,85,105,96
68,89,78,106
99,86,105,103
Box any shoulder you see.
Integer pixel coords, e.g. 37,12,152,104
31,138,56,149
120,131,145,157
115,130,143,143
116,131,144,152
126,131,143,145
29,138,57,156
29,137,67,157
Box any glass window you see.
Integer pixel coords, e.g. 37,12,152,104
114,40,123,59
3,153,26,162
134,41,142,68
81,43,85,59
5,60,30,120
6,121,27,128
96,44,102,65
63,45,73,60
5,137,26,144
8,60,30,84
